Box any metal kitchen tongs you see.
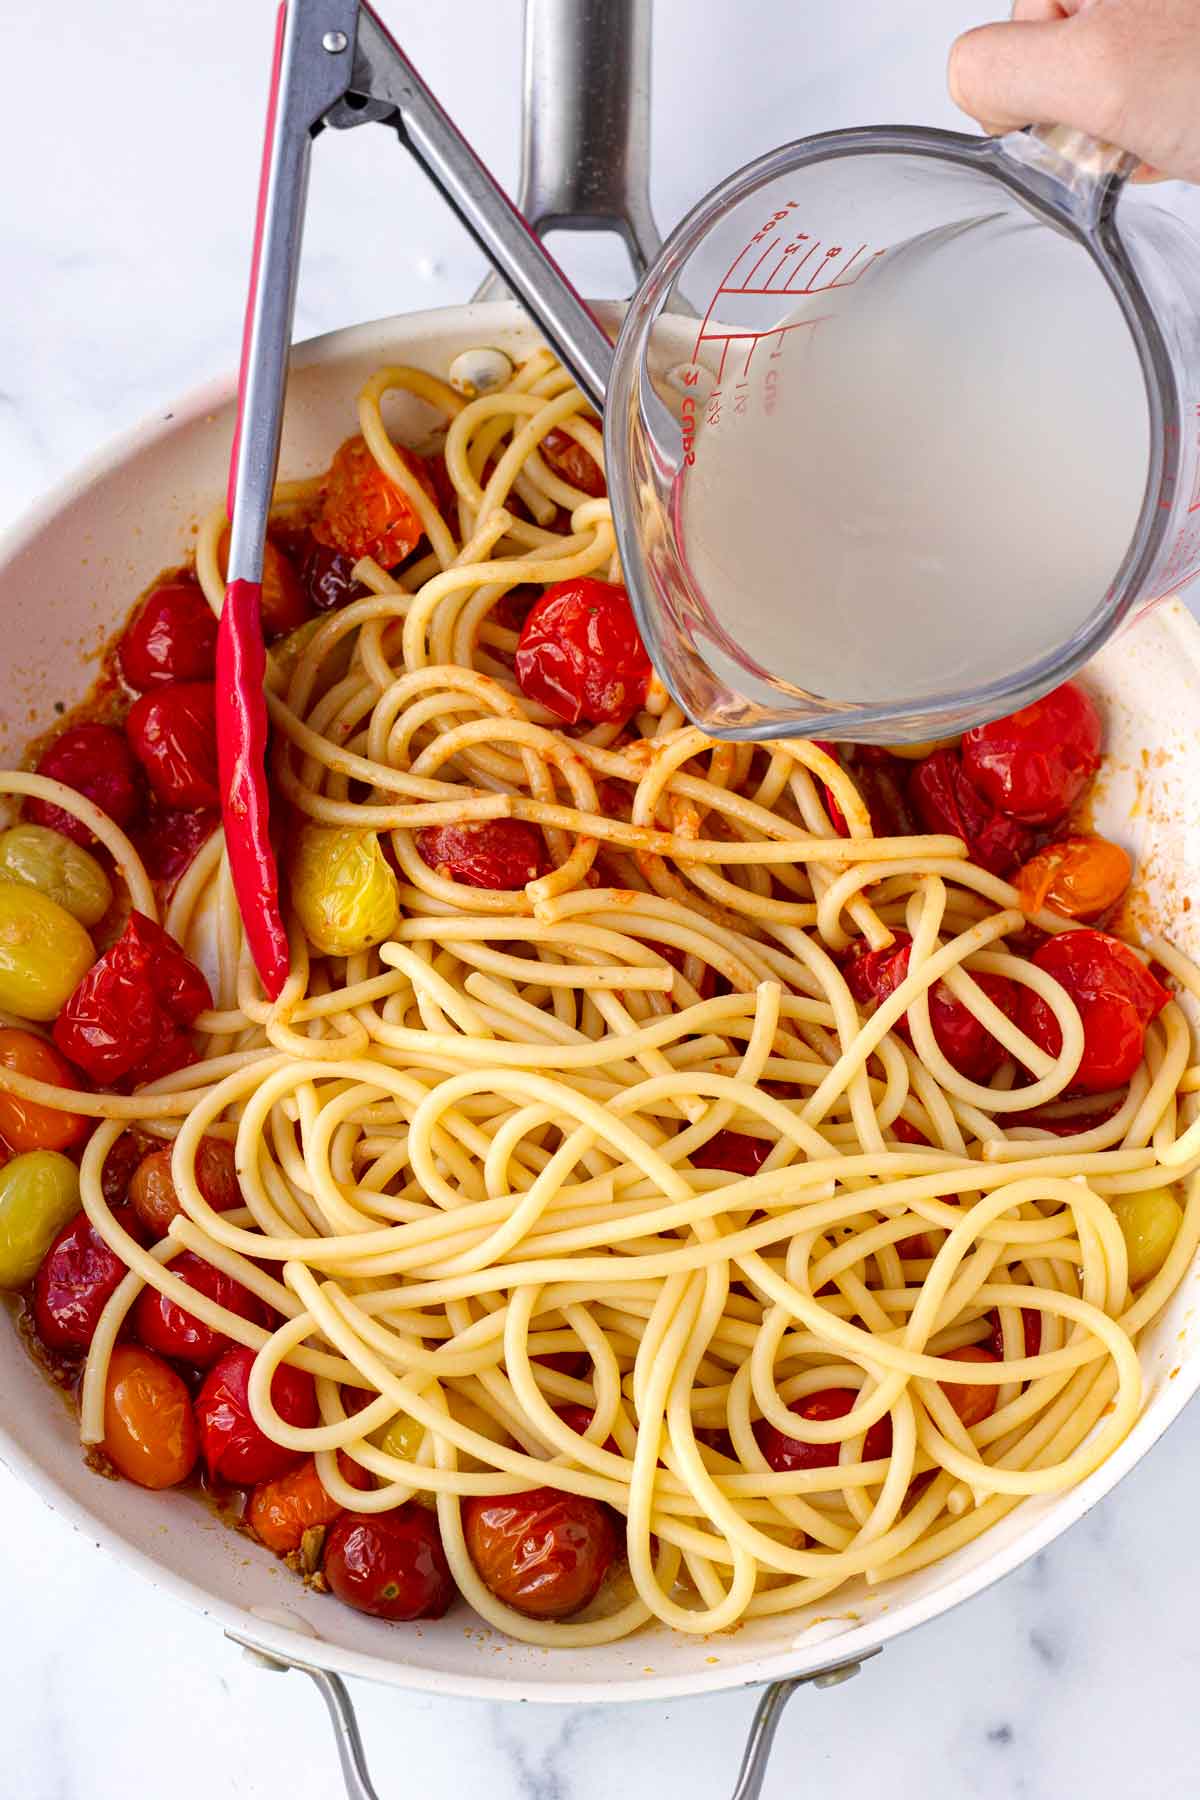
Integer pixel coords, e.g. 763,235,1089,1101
220,0,649,997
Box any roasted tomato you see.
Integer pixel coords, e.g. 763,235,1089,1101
0,1028,88,1152
26,723,144,846
691,1131,771,1176
247,1452,372,1554
986,1307,1042,1361
194,1343,317,1486
118,578,218,689
540,424,606,497
939,1344,1000,1429
313,434,435,566
514,578,652,725
416,819,549,890
125,682,219,809
323,1505,455,1621
813,743,913,838
908,749,1034,876
1017,928,1170,1092
128,1137,241,1238
755,1388,893,1471
297,534,369,612
103,1344,198,1489
462,1486,617,1620
132,1250,267,1368
844,933,1019,1082
1013,835,1132,921
32,1211,129,1352
131,802,218,887
961,682,1101,825
554,1405,620,1455
53,912,211,1088
217,530,311,638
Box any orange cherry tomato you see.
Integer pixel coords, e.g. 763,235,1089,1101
217,528,311,638
1014,834,1132,920
247,1452,371,1554
128,1136,241,1238
940,1344,1000,1430
0,1028,88,1152
313,434,435,567
102,1343,198,1489
462,1486,617,1619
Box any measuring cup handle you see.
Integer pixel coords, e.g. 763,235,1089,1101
474,0,661,300
997,123,1139,227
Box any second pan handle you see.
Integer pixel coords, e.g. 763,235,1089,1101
475,0,662,300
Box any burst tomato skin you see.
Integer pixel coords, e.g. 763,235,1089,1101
194,1343,318,1486
844,933,1019,1081
125,682,220,810
961,682,1101,825
313,435,434,566
908,749,1034,875
32,1211,129,1352
691,1131,771,1176
128,1137,241,1239
514,579,651,726
755,1388,893,1471
53,912,211,1088
118,580,218,689
298,536,369,612
1017,928,1170,1092
1013,834,1132,921
462,1485,617,1619
132,1250,268,1368
324,1506,455,1621
416,820,549,890
25,724,144,846
130,802,218,886
540,425,606,497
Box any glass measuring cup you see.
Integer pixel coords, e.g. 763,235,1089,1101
604,125,1200,743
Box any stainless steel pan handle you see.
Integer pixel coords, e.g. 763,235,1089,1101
474,0,661,299
228,1633,878,1799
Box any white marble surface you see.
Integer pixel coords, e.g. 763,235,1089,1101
4,1,1200,1795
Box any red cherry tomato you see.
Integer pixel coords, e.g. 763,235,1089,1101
132,1250,267,1367
297,534,369,613
0,1028,88,1152
314,434,435,566
103,1343,198,1489
195,1343,317,1485
125,682,219,809
535,1350,589,1378
118,579,217,690
986,1307,1042,1361
908,749,1035,875
131,802,218,886
755,1388,893,1471
324,1505,455,1621
216,531,312,639
53,911,211,1087
540,425,606,497
844,933,1019,1081
423,450,460,522
32,1211,128,1352
416,819,549,890
814,743,913,838
691,1131,771,1176
940,1344,1000,1429
462,1485,617,1619
962,683,1101,826
554,1405,620,1455
247,1452,371,1554
891,1117,930,1146
25,723,144,846
514,578,652,725
128,1136,241,1239
100,1132,147,1209
1017,928,1170,1092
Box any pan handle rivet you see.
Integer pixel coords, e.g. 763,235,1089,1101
322,30,348,53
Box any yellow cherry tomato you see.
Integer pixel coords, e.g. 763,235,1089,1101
0,825,112,927
1112,1187,1183,1288
290,826,400,957
0,884,94,1021
0,1149,82,1288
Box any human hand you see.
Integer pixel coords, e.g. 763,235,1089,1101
949,0,1200,183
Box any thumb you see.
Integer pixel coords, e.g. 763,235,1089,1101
948,17,1115,136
